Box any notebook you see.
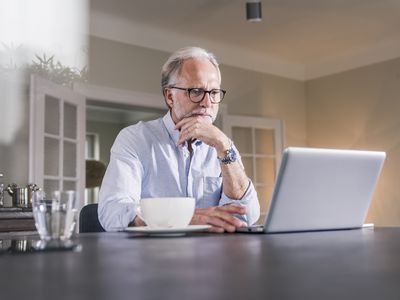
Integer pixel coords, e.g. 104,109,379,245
237,147,386,233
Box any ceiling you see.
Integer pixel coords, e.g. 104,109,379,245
90,0,400,80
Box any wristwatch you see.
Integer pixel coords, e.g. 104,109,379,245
218,142,237,165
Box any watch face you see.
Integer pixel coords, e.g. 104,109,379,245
222,147,237,164
229,148,237,162
231,148,237,161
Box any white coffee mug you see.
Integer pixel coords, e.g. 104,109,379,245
139,197,195,228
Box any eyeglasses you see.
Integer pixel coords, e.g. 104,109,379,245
169,87,226,104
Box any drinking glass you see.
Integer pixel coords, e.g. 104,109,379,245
32,190,78,241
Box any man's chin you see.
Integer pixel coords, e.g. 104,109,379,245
205,115,214,124
178,111,216,123
192,113,214,123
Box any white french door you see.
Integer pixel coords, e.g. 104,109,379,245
29,75,86,209
223,115,284,223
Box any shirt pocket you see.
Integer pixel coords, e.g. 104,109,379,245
202,176,223,207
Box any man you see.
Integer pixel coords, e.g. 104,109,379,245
98,47,260,232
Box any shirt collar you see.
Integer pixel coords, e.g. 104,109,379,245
162,111,203,147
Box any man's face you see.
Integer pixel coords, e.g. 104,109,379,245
165,58,220,124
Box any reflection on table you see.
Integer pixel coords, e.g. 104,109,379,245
1,228,400,300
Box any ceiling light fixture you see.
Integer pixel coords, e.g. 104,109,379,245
246,0,262,22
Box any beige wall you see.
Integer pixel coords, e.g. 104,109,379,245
0,76,30,198
89,37,169,94
88,36,400,226
87,120,126,165
306,57,400,226
220,65,307,146
2,35,397,225
88,36,307,147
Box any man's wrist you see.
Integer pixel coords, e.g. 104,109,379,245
216,137,232,157
217,139,238,165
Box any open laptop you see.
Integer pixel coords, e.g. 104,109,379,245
237,147,386,233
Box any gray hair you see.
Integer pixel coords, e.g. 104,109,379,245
161,46,221,90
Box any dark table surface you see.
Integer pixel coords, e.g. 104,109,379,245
1,227,400,300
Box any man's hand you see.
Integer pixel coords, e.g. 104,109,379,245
190,205,247,233
175,116,230,156
129,215,146,227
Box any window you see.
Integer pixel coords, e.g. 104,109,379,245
223,115,284,223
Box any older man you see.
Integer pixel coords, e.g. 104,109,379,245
99,47,260,232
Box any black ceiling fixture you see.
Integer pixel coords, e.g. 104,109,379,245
246,1,262,22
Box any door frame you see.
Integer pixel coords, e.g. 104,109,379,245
223,114,285,171
29,75,86,206
73,83,166,109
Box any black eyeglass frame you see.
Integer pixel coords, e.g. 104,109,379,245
169,86,226,104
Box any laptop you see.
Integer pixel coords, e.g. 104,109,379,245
237,147,386,233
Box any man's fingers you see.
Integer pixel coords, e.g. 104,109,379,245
191,210,241,233
191,205,248,233
177,124,197,144
208,226,226,233
176,115,210,129
204,207,247,230
212,211,246,228
218,204,247,215
175,116,197,130
179,122,205,140
205,216,236,233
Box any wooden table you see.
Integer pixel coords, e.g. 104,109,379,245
1,227,400,300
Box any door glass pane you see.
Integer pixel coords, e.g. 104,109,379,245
256,185,274,214
255,129,274,155
64,141,76,177
64,102,77,139
43,180,59,196
232,127,252,154
256,158,275,185
241,156,254,181
45,95,60,135
44,137,59,176
63,180,76,191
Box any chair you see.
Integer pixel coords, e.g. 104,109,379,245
79,203,105,233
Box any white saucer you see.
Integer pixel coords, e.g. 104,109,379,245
125,225,211,234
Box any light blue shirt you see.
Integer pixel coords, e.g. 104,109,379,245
98,112,260,231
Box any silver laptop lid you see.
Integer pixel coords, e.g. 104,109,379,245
264,147,385,233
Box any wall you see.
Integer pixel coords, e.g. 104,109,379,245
88,36,169,94
0,75,30,207
306,57,400,226
0,37,306,199
89,36,400,225
86,121,126,165
5,35,397,226
88,36,307,147
220,65,306,146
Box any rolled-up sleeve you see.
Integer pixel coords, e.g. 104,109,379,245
219,180,260,225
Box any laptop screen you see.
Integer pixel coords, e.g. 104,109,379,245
264,147,385,233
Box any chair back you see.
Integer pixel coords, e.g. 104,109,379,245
79,203,105,232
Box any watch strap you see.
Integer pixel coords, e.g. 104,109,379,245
218,140,237,165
